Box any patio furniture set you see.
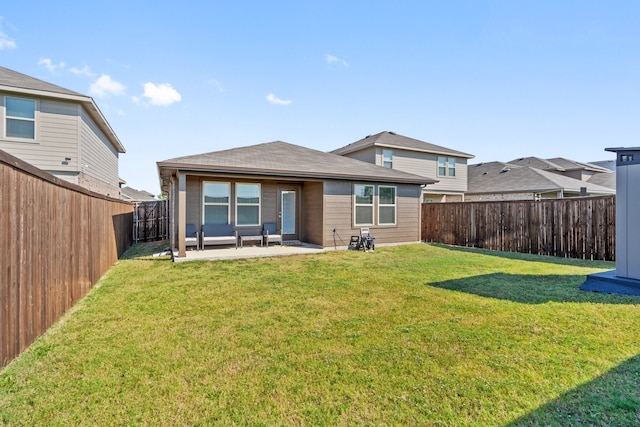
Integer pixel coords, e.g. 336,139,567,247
185,222,283,250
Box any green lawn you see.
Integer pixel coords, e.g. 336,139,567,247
1,243,639,426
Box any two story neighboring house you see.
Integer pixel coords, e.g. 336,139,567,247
0,66,125,197
331,131,474,202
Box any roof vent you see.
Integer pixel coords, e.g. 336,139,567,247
500,167,510,173
482,171,488,175
388,131,396,135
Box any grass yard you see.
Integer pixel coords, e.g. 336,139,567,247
1,243,639,426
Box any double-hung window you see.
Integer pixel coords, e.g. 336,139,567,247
437,156,456,177
203,182,230,224
382,149,393,168
378,186,396,225
236,183,261,226
354,184,374,225
6,97,36,140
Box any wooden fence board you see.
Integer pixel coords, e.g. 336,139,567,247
1,150,133,367
422,196,615,261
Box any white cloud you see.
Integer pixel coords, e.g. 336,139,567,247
326,54,349,67
0,31,15,49
0,17,16,50
38,58,65,73
90,74,126,97
141,82,182,106
70,65,96,77
266,93,292,106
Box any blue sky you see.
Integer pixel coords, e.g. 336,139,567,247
1,1,639,194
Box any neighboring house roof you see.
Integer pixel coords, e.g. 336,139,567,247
330,131,475,159
121,186,157,201
590,159,616,171
508,156,610,173
157,140,437,189
0,66,125,154
467,161,616,195
587,171,616,189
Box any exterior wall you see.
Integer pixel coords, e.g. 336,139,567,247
0,93,121,197
322,180,421,247
341,147,468,195
180,175,289,238
0,96,80,173
301,181,324,245
386,149,468,193
343,147,376,164
79,108,120,191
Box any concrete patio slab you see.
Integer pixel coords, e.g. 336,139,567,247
173,242,328,262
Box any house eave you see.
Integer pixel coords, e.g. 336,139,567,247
157,163,436,187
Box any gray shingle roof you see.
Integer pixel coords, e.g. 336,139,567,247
467,161,615,195
121,186,157,201
0,66,84,97
587,171,616,189
508,156,611,173
331,131,474,159
158,141,436,185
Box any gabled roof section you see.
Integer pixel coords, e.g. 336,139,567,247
121,186,157,201
508,156,611,173
467,161,615,195
331,131,474,159
0,66,125,153
507,156,565,171
546,157,612,173
158,141,437,185
587,171,616,189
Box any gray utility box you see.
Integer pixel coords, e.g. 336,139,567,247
606,147,640,280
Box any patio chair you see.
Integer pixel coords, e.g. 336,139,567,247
185,223,200,250
263,222,283,247
201,223,238,249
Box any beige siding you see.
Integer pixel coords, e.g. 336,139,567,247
342,147,376,164
340,146,467,195
79,108,119,190
0,96,81,173
323,180,421,247
390,149,468,193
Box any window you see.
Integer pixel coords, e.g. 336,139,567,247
236,183,260,226
354,184,374,225
6,97,36,139
379,186,396,224
437,156,456,177
203,182,229,224
382,149,393,168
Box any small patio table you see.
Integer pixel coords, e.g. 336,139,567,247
239,235,263,248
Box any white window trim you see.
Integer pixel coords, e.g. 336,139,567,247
354,184,375,226
235,182,261,226
378,185,397,225
203,181,230,225
382,149,393,169
437,156,457,177
4,96,37,141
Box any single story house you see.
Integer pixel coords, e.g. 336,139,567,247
157,141,436,257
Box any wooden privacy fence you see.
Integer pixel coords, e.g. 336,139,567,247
422,196,616,261
1,150,133,366
134,200,168,242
